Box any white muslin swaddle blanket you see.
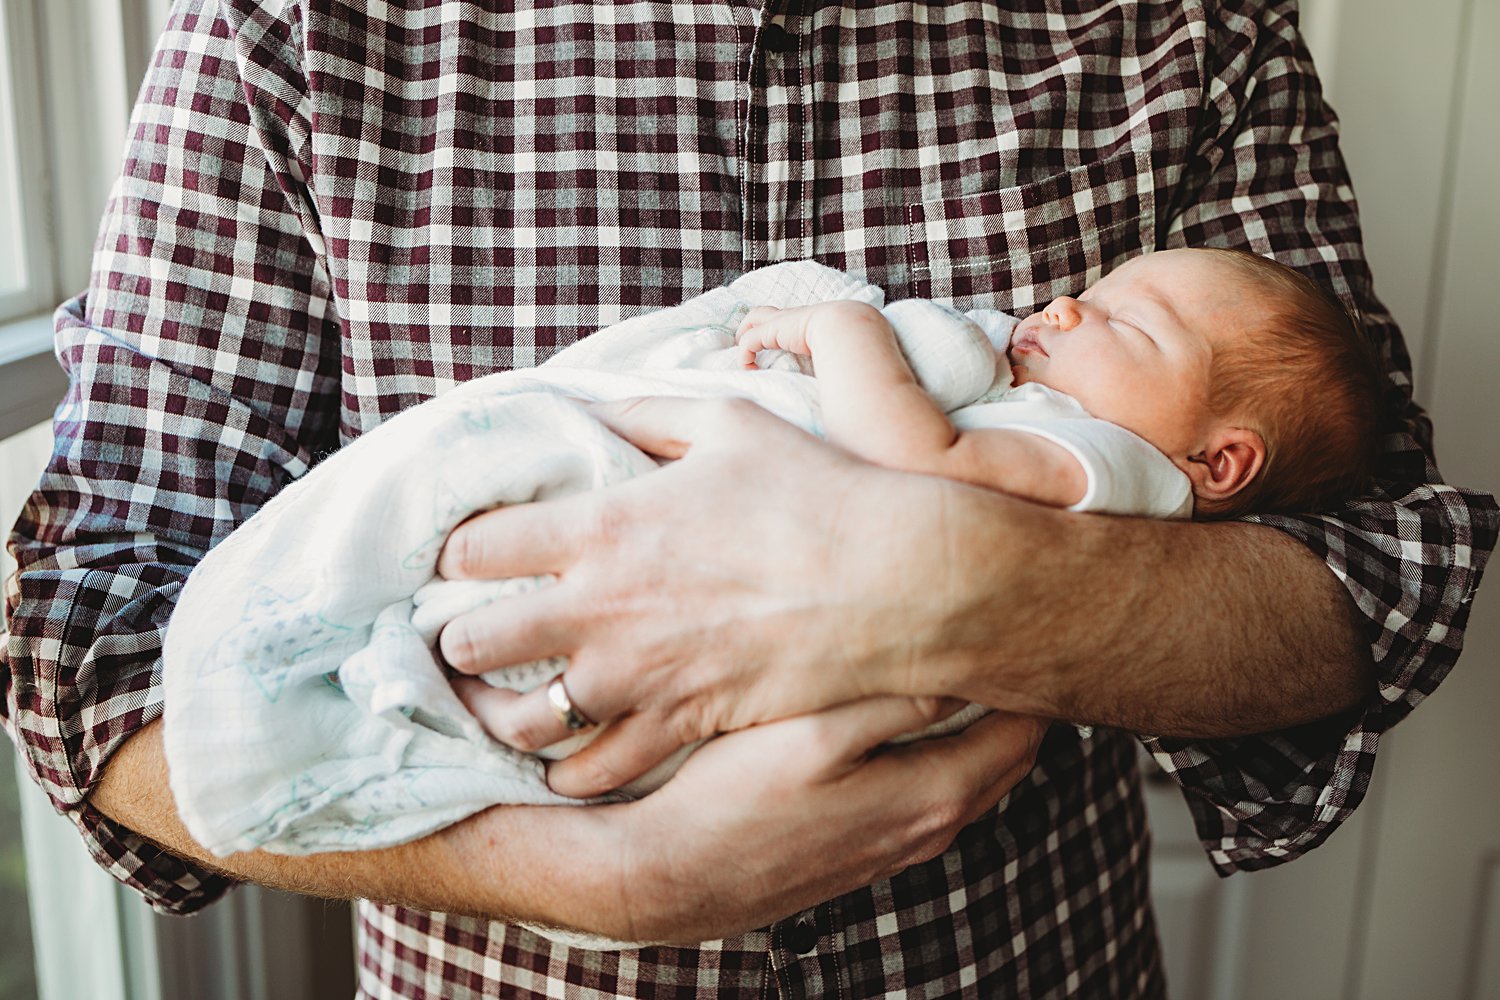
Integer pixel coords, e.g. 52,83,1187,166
163,262,1188,933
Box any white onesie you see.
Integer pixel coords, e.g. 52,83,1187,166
162,261,1190,870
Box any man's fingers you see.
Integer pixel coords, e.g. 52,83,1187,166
916,712,1043,775
437,497,591,580
437,583,580,676
545,713,689,799
893,712,1045,818
849,713,1044,872
458,678,690,798
454,657,632,752
453,678,528,742
453,674,617,762
805,696,968,762
589,395,787,460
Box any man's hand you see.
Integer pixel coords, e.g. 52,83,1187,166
438,395,992,797
438,395,1371,801
609,699,1046,943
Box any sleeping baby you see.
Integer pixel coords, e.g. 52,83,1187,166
730,246,1378,520
162,249,1381,876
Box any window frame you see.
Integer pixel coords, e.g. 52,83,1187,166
0,0,58,326
2,3,355,998
0,0,183,439
0,0,73,440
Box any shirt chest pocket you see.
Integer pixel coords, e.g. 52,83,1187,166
905,149,1157,314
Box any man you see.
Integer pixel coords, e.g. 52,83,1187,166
4,1,1494,997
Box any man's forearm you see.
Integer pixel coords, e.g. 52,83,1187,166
90,706,1047,943
90,720,632,930
916,486,1372,737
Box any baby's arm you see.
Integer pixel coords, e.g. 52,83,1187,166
736,302,1087,508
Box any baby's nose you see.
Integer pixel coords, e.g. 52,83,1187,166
1042,296,1082,331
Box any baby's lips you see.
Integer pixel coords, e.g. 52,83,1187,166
1011,329,1048,358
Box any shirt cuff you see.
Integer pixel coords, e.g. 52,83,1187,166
76,798,239,915
1142,481,1497,874
1140,709,1373,875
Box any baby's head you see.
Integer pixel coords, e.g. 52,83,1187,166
1007,247,1381,517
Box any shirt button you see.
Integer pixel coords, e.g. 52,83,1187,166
786,914,819,955
759,22,798,55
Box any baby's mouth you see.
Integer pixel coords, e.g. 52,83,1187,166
1010,328,1048,358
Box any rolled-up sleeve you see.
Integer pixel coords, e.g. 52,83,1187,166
2,0,339,912
1142,0,1499,873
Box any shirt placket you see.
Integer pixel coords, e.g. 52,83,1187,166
768,900,846,999
741,1,813,269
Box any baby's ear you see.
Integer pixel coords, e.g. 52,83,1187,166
1180,427,1265,506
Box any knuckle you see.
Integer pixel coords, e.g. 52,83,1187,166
896,824,962,870
1022,738,1042,769
909,696,950,726
579,491,624,549
914,835,953,865
799,716,846,763
1017,720,1046,767
921,800,968,843
509,612,557,656
495,713,553,753
881,833,950,876
665,697,715,749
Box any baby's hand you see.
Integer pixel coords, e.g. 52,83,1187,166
736,304,818,369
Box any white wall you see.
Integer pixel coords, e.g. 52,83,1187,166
1149,2,1500,997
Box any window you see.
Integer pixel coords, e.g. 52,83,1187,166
0,0,55,325
0,0,176,439
0,742,39,1000
0,28,30,305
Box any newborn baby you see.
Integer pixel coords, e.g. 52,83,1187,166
733,246,1378,520
163,250,1380,872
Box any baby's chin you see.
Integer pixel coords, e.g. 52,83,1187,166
1005,353,1037,387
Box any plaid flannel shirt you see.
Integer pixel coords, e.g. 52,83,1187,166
5,1,1496,997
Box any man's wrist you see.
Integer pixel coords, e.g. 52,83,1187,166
443,799,649,935
880,482,1062,711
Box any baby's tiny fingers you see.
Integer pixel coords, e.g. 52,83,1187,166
736,305,780,333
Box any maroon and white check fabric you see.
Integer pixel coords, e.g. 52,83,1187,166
5,1,1496,997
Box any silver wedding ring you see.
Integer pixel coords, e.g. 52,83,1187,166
546,674,595,731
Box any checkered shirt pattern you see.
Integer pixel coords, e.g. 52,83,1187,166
5,0,1497,996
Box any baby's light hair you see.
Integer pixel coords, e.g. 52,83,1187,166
1190,247,1382,518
